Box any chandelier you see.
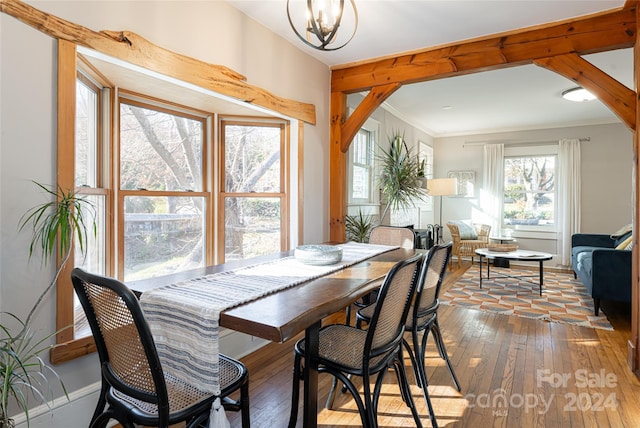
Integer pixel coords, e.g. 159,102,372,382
286,0,358,51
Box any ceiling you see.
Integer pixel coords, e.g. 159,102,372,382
227,0,633,137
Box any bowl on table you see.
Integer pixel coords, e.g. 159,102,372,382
294,244,343,265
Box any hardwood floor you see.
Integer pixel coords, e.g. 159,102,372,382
227,262,640,427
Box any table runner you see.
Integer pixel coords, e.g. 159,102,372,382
139,242,397,427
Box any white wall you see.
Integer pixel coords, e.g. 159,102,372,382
433,122,633,266
1,1,330,425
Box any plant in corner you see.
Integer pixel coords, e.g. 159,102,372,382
345,210,374,243
0,182,95,427
377,131,426,224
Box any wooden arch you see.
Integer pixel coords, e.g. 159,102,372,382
328,4,640,374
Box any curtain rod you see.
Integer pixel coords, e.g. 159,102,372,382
463,137,590,148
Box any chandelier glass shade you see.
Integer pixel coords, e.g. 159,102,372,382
286,0,358,51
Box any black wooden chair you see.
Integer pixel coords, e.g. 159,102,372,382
71,268,250,428
356,243,459,428
288,254,424,428
344,225,417,325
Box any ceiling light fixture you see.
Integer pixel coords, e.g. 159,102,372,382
286,0,358,51
562,87,597,102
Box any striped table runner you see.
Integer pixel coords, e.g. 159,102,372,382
139,242,397,426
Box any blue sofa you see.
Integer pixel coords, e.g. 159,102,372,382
571,232,632,316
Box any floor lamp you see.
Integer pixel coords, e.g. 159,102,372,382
427,177,458,243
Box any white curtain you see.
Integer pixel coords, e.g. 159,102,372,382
482,144,504,233
557,139,581,266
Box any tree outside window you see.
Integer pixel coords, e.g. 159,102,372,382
119,100,207,281
503,155,556,228
221,121,286,262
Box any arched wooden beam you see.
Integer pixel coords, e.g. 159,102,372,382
340,83,402,153
0,0,316,124
331,8,636,94
535,53,636,130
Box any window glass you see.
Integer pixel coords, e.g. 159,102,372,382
222,120,286,262
224,197,282,260
120,102,203,191
503,155,556,228
75,78,98,187
224,124,281,193
123,196,206,281
351,129,373,201
73,193,105,339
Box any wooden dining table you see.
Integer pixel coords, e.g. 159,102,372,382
129,246,419,428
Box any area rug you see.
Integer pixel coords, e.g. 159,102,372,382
441,265,614,330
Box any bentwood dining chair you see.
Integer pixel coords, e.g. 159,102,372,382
71,268,250,428
288,254,424,428
356,243,458,428
344,225,417,325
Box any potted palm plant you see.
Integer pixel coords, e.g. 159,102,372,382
345,210,374,243
377,131,426,223
0,181,95,427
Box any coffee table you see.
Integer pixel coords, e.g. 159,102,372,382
489,236,516,267
475,248,553,295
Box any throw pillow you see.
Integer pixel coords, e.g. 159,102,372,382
453,220,478,240
611,223,632,239
615,235,632,250
614,230,632,248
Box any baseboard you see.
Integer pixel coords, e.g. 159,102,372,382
11,330,265,427
12,381,112,428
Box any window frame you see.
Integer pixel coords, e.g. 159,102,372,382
502,144,558,234
52,41,114,362
116,93,212,279
346,116,380,213
52,42,293,363
218,117,290,264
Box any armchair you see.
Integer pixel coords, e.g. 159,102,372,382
446,221,491,268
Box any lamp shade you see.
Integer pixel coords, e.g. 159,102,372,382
427,177,458,196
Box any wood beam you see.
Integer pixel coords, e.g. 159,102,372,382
340,83,401,152
0,0,316,125
329,92,348,243
631,1,640,376
331,8,636,94
534,53,636,130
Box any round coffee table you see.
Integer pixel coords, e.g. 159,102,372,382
475,248,553,295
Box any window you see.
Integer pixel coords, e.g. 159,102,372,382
503,153,556,230
350,129,375,203
418,141,433,211
118,96,208,280
72,73,109,341
52,43,293,363
347,117,379,209
220,119,288,261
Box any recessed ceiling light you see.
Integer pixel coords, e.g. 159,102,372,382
562,87,596,102
442,105,453,110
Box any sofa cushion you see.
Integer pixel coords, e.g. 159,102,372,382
571,245,600,262
574,251,593,294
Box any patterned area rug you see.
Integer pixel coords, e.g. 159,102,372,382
441,265,614,330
